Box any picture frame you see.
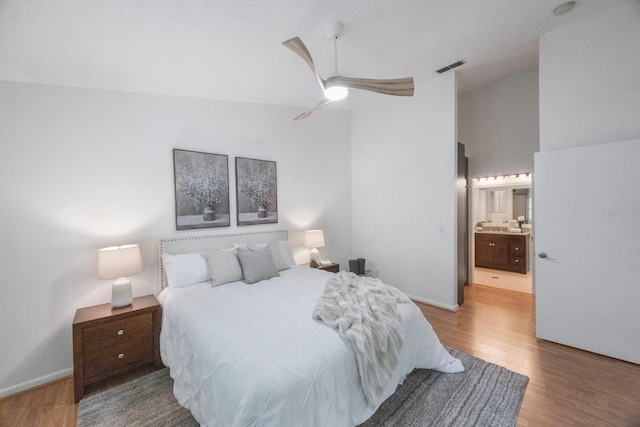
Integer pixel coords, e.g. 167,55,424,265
173,149,230,230
235,157,278,226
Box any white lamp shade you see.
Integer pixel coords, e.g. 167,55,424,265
304,230,325,248
97,244,143,280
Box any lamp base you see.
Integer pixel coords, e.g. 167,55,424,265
111,278,133,308
309,247,320,268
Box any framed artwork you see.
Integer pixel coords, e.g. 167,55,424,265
173,149,230,230
235,157,278,226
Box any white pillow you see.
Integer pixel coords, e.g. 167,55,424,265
162,253,210,287
206,248,243,287
276,241,296,268
236,246,279,284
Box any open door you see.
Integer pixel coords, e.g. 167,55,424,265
534,139,640,364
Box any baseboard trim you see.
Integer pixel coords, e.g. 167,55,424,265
408,294,459,312
0,368,73,399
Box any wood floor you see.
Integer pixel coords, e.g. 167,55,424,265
1,284,639,426
417,285,640,426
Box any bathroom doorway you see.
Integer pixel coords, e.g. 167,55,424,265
470,174,533,294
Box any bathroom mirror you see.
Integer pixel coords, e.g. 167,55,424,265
473,174,533,225
512,188,529,221
489,190,506,213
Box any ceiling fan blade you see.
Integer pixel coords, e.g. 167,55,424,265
325,75,414,96
282,37,325,90
293,99,333,121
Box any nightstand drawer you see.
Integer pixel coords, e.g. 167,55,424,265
83,338,153,379
83,313,153,350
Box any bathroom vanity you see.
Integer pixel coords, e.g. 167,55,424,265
475,231,530,274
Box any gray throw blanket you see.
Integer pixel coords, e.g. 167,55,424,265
312,271,409,407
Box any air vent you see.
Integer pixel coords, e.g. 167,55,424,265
436,60,465,74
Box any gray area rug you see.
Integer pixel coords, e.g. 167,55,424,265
78,348,528,427
359,348,529,426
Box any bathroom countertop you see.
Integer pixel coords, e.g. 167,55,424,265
475,230,531,236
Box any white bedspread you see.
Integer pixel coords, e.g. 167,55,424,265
159,267,462,427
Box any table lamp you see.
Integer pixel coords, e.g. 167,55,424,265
304,230,325,268
97,244,143,308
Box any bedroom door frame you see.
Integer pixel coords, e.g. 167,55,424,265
457,142,469,305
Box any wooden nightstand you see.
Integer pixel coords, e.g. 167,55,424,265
72,294,162,402
317,263,340,273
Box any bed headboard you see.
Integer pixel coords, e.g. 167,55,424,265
159,229,289,291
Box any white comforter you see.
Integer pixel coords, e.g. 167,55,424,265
159,267,462,427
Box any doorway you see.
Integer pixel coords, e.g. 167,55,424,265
470,174,533,294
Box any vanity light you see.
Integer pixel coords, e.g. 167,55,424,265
473,173,533,187
475,174,531,181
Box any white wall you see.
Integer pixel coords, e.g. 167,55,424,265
458,69,539,179
351,73,458,310
0,81,352,396
539,0,640,151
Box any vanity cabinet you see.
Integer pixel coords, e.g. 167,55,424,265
475,233,529,274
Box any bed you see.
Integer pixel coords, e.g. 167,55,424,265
158,230,463,426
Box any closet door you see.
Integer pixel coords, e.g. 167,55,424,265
534,139,640,364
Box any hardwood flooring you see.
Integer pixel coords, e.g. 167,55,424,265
1,284,639,426
0,376,77,427
417,285,640,426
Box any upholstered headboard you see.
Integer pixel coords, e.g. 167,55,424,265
159,230,289,291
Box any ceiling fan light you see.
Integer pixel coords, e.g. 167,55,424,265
324,86,348,101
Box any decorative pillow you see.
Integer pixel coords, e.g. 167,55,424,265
263,242,288,271
206,248,243,287
234,243,267,251
162,253,210,287
236,245,280,284
236,242,294,271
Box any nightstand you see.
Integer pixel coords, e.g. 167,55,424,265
72,294,162,402
317,263,340,273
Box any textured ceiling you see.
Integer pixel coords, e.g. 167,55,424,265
0,0,628,113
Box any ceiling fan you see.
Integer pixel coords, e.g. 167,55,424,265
282,22,414,120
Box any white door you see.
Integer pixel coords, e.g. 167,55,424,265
534,139,640,364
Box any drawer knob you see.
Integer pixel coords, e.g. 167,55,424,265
117,329,124,336
118,353,124,359
515,259,519,263
515,248,519,251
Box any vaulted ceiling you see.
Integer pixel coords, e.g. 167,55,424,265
0,0,627,111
